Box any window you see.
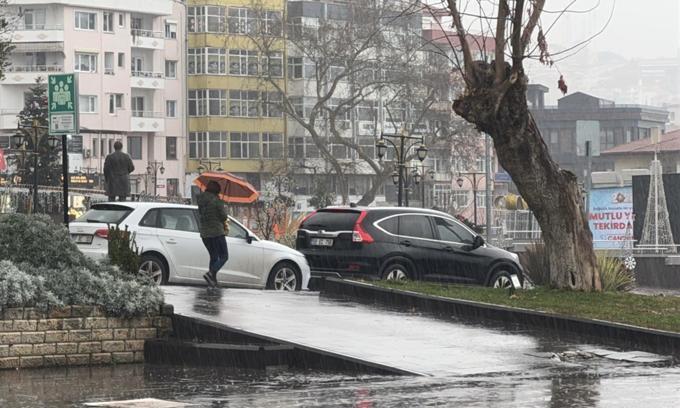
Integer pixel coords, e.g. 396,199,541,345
227,220,248,239
165,60,177,78
166,137,177,160
140,209,159,227
189,132,207,159
108,94,123,114
104,52,114,75
188,6,225,33
118,53,125,68
207,48,227,74
188,48,205,74
188,89,207,116
262,11,282,36
128,136,143,160
288,57,303,79
22,8,46,30
75,11,96,30
262,52,283,77
261,92,282,117
159,209,199,233
167,179,179,197
434,217,474,244
229,50,258,76
230,132,259,158
131,96,145,116
228,7,255,34
103,12,113,32
208,90,227,116
92,138,98,158
79,95,97,113
305,137,320,158
166,100,177,118
262,133,283,158
118,14,125,27
165,22,177,39
74,53,97,72
289,137,304,159
396,215,434,240
208,132,228,158
229,90,258,117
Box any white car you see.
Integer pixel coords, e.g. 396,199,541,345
69,202,310,291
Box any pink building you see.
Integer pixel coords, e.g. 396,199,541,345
0,0,186,197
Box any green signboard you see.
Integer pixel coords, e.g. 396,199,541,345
48,73,78,135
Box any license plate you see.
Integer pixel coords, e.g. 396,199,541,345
311,238,334,247
71,234,93,245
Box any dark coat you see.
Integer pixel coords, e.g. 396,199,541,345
103,150,134,197
197,191,228,238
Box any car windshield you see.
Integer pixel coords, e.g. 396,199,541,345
301,211,360,231
76,204,133,224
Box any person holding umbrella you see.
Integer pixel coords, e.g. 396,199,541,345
197,180,230,287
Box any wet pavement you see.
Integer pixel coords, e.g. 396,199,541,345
1,287,680,407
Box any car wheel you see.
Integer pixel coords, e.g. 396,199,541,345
139,254,168,285
267,262,301,291
490,269,514,289
382,262,412,282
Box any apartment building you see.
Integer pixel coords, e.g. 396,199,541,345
185,0,286,196
0,0,186,197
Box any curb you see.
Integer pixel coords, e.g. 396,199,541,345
319,278,680,357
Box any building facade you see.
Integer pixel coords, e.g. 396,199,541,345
0,0,186,197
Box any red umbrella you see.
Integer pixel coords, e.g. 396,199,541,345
193,171,259,204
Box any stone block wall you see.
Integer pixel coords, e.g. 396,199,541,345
0,305,173,370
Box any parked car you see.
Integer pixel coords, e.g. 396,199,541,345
69,202,310,291
296,207,524,289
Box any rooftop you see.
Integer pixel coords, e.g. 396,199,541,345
602,129,680,155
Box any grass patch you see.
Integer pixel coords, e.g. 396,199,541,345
370,281,680,333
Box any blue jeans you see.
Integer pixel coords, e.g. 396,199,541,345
202,236,229,275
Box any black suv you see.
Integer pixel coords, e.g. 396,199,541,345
296,207,524,288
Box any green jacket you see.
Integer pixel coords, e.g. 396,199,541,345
197,191,228,238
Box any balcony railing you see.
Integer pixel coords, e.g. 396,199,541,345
15,24,63,31
132,111,164,118
131,71,164,78
0,109,21,115
131,29,163,38
5,65,64,73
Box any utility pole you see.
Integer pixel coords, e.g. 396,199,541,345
485,133,492,241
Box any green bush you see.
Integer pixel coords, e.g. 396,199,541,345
518,241,549,286
108,224,141,276
0,214,163,316
597,254,636,292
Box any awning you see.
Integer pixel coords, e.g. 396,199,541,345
12,42,64,53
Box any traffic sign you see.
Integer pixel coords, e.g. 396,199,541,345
48,73,79,134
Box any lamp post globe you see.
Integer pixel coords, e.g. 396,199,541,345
414,171,422,185
428,169,436,179
47,135,60,150
160,165,165,175
197,164,206,175
456,177,464,188
12,133,25,149
216,166,224,172
391,170,399,185
376,139,387,159
416,144,428,162
146,165,152,175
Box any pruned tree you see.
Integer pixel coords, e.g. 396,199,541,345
432,1,605,290
0,0,14,80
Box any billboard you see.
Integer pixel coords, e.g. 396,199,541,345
588,187,634,249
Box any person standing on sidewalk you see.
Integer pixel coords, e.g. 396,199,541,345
197,180,229,287
103,141,134,202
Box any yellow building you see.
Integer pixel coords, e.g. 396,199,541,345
187,0,286,192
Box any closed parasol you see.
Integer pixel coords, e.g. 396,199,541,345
193,171,259,204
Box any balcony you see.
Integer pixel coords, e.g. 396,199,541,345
12,25,64,43
130,71,165,89
130,111,165,132
1,65,64,84
131,29,165,50
0,109,20,129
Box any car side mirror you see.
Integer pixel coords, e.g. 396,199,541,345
246,234,253,244
472,235,485,250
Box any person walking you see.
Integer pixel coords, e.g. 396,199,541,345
103,141,134,202
197,180,229,287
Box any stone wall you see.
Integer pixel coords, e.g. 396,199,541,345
0,305,173,370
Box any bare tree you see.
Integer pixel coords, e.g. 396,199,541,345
0,0,14,80
431,1,604,290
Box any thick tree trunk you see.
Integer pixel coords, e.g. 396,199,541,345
453,64,601,291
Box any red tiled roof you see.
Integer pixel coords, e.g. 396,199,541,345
601,129,680,155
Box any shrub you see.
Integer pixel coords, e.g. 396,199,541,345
108,224,141,276
0,261,61,310
519,241,549,286
276,213,306,249
597,254,636,292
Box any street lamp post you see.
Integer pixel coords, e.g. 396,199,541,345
456,172,485,226
196,159,223,175
146,160,165,197
376,127,428,207
413,165,436,209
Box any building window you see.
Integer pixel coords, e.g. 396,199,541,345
230,132,260,159
189,132,207,159
188,6,225,33
104,52,114,75
288,57,303,79
118,53,125,68
600,128,615,151
165,22,177,39
331,144,348,159
188,48,204,75
75,11,96,30
166,137,177,160
229,90,259,117
262,11,282,36
208,90,227,116
289,137,304,159
207,132,228,158
167,179,179,197
229,50,258,76
228,7,255,34
207,48,227,74
128,136,143,160
166,100,177,118
108,94,123,114
261,92,282,117
450,189,467,209
92,138,98,158
74,53,97,72
188,90,207,116
262,51,283,78
79,95,97,113
262,133,283,158
22,8,46,30
118,14,125,27
103,12,114,32
165,60,177,78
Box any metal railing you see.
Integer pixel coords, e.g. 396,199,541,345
15,24,63,31
131,111,164,118
5,65,63,73
131,29,164,39
0,109,21,115
131,71,164,78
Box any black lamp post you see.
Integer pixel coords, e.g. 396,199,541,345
146,160,165,197
413,165,436,209
196,159,223,175
376,128,428,207
456,171,485,226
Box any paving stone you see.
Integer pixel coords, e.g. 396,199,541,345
0,332,21,345
69,330,92,342
23,308,44,320
102,341,125,353
92,329,114,341
78,341,102,354
21,331,45,343
91,353,112,365
37,319,62,331
45,330,69,343
33,343,56,356
56,343,78,354
9,344,33,356
135,328,157,339
0,345,8,357
113,329,133,340
48,307,72,319
12,320,37,331
0,357,19,369
20,356,44,368
0,320,14,332
66,354,90,366
84,318,109,329
125,340,145,352
3,308,24,320
43,354,67,367
71,305,95,318
112,352,134,364
62,318,83,330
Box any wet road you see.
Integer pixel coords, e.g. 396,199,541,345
1,288,679,407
